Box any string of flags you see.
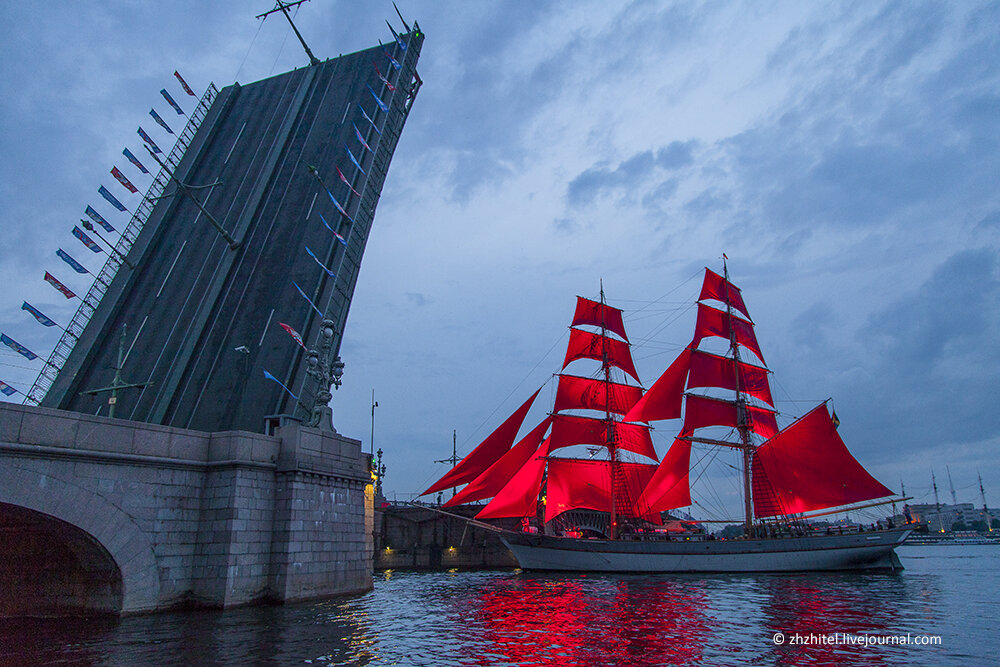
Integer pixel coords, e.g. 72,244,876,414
3,70,201,402
242,20,409,402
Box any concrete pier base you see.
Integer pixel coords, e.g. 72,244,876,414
0,403,373,616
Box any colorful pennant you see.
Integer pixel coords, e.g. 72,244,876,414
123,147,149,174
73,226,103,253
22,302,58,328
149,108,175,134
326,189,354,223
44,271,77,299
337,167,361,197
174,70,196,96
305,246,336,278
57,249,89,274
293,281,324,318
0,379,17,396
373,61,396,91
1,333,38,361
263,369,299,402
344,144,366,175
137,127,162,154
161,88,185,115
357,104,381,135
98,185,128,212
85,206,115,233
279,322,307,350
367,84,390,112
353,123,373,153
111,166,139,193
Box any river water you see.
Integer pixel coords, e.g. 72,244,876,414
2,545,996,666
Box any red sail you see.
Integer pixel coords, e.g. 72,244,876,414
444,418,551,507
476,438,551,519
692,303,765,364
553,374,643,416
544,458,658,523
634,435,692,515
423,388,541,496
548,414,657,461
622,347,692,423
571,296,630,342
562,327,640,382
699,268,751,321
751,405,894,518
687,350,774,406
683,394,779,440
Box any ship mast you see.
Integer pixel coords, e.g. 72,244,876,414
600,281,618,540
932,471,944,532
979,471,993,532
724,258,755,537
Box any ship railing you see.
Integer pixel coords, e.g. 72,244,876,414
24,83,219,406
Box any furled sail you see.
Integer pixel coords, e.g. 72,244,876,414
548,413,657,461
751,404,894,517
562,327,640,382
553,374,643,415
571,296,630,343
422,388,541,496
544,458,658,523
444,418,552,507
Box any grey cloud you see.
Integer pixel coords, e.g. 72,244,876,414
566,141,697,208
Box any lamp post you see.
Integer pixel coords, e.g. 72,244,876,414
304,318,344,431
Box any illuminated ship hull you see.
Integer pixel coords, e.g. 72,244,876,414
500,528,911,572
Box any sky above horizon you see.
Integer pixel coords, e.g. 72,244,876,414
1,1,997,515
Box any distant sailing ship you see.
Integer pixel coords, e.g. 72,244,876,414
422,263,910,572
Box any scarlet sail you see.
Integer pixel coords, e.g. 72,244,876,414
476,437,551,519
562,328,640,382
692,303,764,364
699,268,751,320
751,405,894,517
687,349,773,406
423,388,541,496
634,436,693,515
682,394,779,440
571,296,630,342
445,418,551,507
622,347,692,422
544,458,658,522
548,414,657,461
553,374,643,415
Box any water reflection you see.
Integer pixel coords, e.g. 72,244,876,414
0,547,988,666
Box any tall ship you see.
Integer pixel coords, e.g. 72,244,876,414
422,263,910,572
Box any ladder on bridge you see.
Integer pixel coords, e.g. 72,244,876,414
23,84,219,407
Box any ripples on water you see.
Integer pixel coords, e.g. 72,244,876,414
1,546,995,666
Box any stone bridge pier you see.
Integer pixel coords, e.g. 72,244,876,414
0,403,373,616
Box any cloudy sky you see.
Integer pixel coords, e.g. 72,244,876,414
1,1,997,514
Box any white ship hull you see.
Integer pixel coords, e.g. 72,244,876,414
500,528,910,573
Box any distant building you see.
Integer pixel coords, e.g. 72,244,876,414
896,502,998,532
35,29,423,433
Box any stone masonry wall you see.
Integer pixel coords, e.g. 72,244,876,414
0,403,372,615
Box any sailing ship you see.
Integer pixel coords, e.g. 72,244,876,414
422,263,910,572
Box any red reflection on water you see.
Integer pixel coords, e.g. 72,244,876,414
762,577,900,666
467,576,711,666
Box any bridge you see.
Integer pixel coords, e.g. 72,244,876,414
0,402,373,616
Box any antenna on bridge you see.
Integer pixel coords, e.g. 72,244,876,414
434,430,460,497
80,325,151,418
256,0,321,67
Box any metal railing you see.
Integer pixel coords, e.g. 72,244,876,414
24,83,219,406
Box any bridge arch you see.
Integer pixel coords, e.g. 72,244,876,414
0,464,161,615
